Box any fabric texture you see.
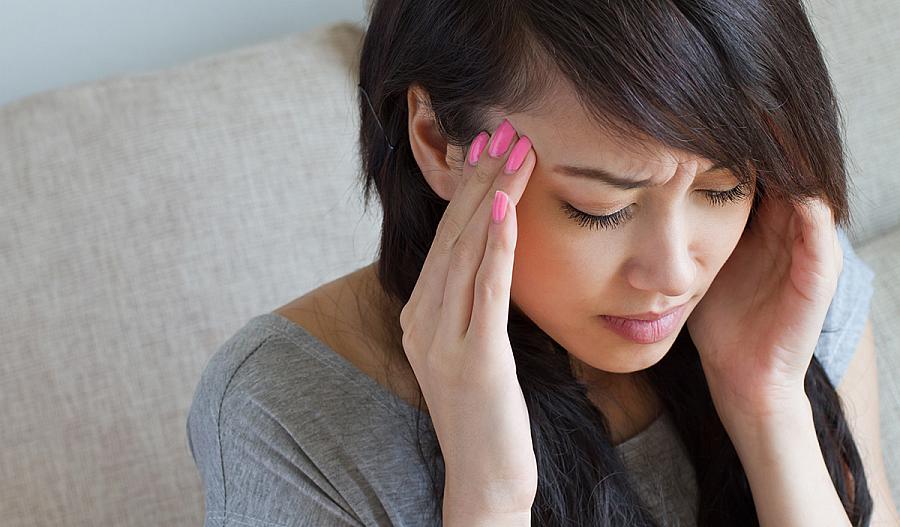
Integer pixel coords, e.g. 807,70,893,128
186,227,875,526
815,227,877,387
855,225,900,496
804,1,900,245
0,21,374,527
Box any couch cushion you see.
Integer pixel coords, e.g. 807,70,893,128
806,0,900,244
0,21,372,526
856,226,900,502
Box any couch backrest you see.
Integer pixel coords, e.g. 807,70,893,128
804,0,900,244
0,22,373,526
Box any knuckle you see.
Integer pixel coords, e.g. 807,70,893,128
399,304,411,331
401,327,414,351
474,272,503,303
436,217,465,255
486,233,510,253
473,163,494,183
450,237,477,266
401,324,423,355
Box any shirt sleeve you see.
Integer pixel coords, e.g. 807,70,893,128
812,226,876,388
186,347,366,527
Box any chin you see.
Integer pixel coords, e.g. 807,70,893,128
567,338,671,377
608,342,672,372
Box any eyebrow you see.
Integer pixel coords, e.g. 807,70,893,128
552,162,727,190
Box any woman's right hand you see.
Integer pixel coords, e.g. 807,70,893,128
399,118,538,515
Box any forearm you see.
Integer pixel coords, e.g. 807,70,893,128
442,481,532,526
723,394,851,527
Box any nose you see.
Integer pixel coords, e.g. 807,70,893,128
624,217,696,299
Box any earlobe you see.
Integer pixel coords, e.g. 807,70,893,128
406,84,457,201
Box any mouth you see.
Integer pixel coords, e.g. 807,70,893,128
607,302,687,321
599,303,688,344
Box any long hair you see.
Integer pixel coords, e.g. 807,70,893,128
355,1,873,524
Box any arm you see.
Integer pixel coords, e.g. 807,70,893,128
725,393,851,527
723,317,899,527
836,318,900,525
443,479,533,526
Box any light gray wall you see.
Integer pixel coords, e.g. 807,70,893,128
0,0,370,107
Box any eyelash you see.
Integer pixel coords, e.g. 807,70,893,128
561,181,753,231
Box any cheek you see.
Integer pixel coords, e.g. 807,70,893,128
511,200,620,314
512,201,564,288
701,204,753,276
722,201,753,245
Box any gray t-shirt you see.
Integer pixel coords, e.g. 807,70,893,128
186,227,874,526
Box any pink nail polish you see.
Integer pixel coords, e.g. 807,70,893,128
468,132,489,166
488,119,515,158
492,190,508,224
504,136,531,174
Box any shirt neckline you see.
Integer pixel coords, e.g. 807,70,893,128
252,311,667,451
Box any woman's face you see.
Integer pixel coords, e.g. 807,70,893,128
493,89,756,382
406,82,756,390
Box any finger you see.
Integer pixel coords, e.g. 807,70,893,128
439,134,534,342
795,197,833,260
414,119,522,332
794,197,841,292
432,119,518,281
467,190,516,344
405,128,493,324
833,226,844,275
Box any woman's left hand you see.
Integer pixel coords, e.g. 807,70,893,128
686,195,844,422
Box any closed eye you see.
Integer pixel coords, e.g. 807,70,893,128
561,181,753,231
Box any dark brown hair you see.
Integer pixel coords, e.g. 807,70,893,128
355,1,872,524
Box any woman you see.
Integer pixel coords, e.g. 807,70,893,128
187,1,895,525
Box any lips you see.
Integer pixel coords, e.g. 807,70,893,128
611,303,687,321
599,304,687,344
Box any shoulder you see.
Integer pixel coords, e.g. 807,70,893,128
813,226,876,386
184,312,364,525
185,310,438,526
184,312,340,482
185,306,412,455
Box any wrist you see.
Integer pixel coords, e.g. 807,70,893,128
719,392,814,454
443,507,532,527
716,393,852,526
707,374,810,430
443,479,534,526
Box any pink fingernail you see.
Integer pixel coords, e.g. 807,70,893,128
492,190,508,224
504,136,531,174
468,132,489,166
488,119,515,158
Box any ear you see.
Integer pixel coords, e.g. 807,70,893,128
407,84,464,201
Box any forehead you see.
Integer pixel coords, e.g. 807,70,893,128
492,83,714,178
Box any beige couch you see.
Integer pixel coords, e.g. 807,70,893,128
2,7,898,526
